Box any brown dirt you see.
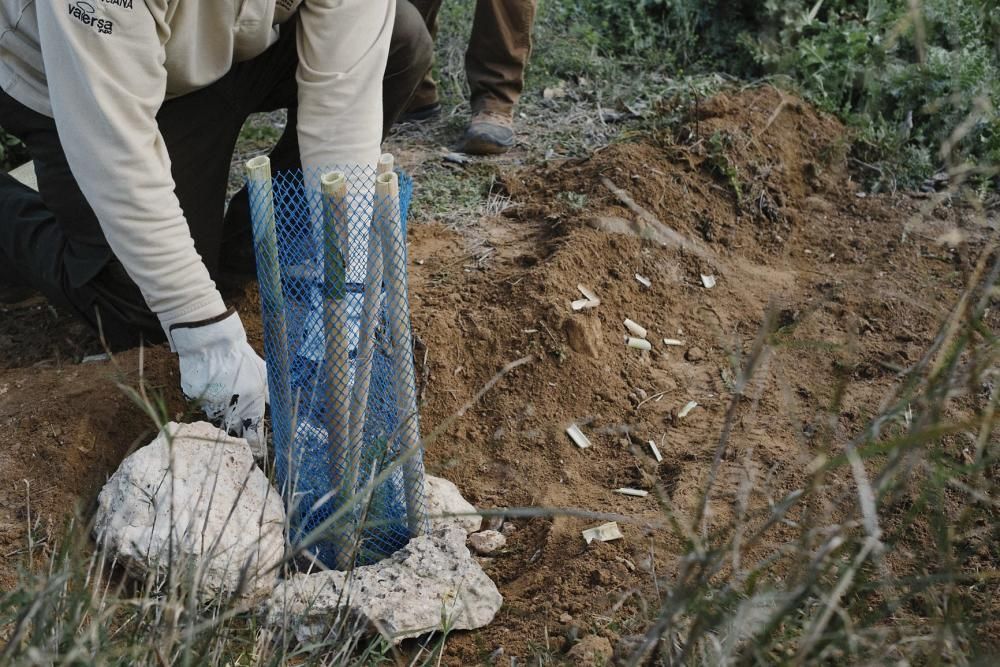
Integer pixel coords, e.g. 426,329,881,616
0,86,996,661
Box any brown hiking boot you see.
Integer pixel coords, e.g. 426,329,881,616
460,111,515,155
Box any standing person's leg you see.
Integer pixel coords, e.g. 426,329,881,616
404,0,446,120
385,1,436,129
462,0,537,154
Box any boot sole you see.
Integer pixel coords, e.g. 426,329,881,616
460,136,514,155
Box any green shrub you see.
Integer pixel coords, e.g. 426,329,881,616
745,0,999,188
0,127,27,171
530,0,998,189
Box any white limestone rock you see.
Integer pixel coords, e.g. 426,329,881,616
266,525,502,643
468,530,507,555
94,421,285,600
425,475,482,534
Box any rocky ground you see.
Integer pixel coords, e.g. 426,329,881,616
1,85,998,663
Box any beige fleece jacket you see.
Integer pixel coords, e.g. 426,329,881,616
0,0,392,332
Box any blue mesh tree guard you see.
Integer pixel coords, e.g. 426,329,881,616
245,159,427,569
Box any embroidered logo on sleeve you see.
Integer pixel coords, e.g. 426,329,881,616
68,1,114,34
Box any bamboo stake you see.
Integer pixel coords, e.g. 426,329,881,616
244,156,290,429
347,169,388,506
320,170,354,569
351,219,382,486
323,172,351,272
377,153,395,175
376,169,427,536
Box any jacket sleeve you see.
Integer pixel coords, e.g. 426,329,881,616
36,0,226,337
295,0,395,175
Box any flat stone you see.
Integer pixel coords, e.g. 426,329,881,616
425,475,482,534
468,530,506,555
265,525,502,643
685,346,706,362
93,421,285,600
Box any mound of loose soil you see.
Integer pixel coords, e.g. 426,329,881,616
409,86,998,661
0,86,996,661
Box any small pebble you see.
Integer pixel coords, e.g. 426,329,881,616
685,346,705,362
483,515,504,532
468,530,507,555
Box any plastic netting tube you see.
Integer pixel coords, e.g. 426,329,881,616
245,156,291,425
375,170,427,536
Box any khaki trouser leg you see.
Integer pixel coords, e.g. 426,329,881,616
466,0,537,116
407,0,537,115
408,0,444,110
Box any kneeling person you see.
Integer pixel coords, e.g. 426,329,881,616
0,0,432,446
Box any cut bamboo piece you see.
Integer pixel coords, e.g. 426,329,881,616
319,170,354,570
577,284,599,303
244,156,291,429
582,521,624,544
566,423,592,449
625,336,652,351
377,153,395,175
648,440,663,462
678,401,699,418
615,488,649,497
376,169,427,536
624,318,648,339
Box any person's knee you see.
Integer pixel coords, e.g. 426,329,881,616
391,1,433,80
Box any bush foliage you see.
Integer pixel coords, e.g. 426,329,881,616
545,0,999,188
0,128,26,171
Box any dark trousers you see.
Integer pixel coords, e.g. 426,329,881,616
408,0,537,115
0,3,431,350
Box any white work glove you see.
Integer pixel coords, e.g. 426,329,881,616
170,309,268,450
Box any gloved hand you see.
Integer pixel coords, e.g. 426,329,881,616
170,309,268,450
